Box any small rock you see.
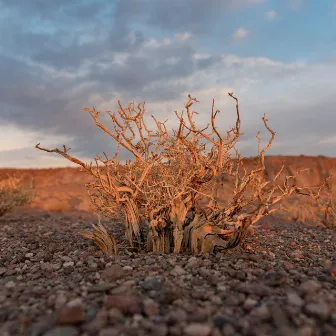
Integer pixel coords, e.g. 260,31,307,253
210,296,222,305
123,266,133,271
213,315,233,330
184,323,212,336
66,298,83,308
243,297,258,311
141,277,165,291
298,325,315,336
270,304,291,329
304,303,330,320
170,265,186,276
105,295,141,315
287,291,304,307
268,252,276,260
82,310,108,333
63,262,74,273
167,309,188,324
56,306,86,324
222,324,236,336
330,263,336,280
52,263,62,271
145,257,156,265
250,304,270,321
151,324,168,336
107,308,123,324
143,298,159,317
299,280,321,295
101,264,125,282
89,262,98,270
185,257,199,269
264,271,287,286
28,313,57,336
217,283,227,292
55,292,68,309
5,280,16,289
199,267,212,278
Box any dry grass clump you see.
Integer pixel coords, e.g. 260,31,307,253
0,175,34,217
80,214,118,255
36,92,331,254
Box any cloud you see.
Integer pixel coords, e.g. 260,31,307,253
318,136,336,145
233,28,249,41
265,10,277,20
0,0,335,168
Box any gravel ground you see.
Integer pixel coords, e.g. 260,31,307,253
0,211,335,336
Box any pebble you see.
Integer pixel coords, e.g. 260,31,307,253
304,302,330,320
287,291,304,307
250,304,271,321
170,265,186,276
56,306,86,324
213,315,233,330
5,280,16,289
123,265,133,271
184,323,212,336
141,277,165,291
221,324,236,336
101,264,125,282
105,295,141,315
299,280,321,295
143,298,159,317
243,297,258,311
107,308,123,324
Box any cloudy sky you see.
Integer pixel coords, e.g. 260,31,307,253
0,0,335,168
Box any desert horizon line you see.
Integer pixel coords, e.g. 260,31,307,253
1,154,335,170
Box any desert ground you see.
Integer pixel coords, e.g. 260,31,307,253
0,156,335,336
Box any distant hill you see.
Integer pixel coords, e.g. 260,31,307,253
1,155,335,217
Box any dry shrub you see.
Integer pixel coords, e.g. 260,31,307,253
36,93,330,253
0,175,34,217
283,180,335,228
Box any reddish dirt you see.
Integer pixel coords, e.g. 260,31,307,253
1,155,335,216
